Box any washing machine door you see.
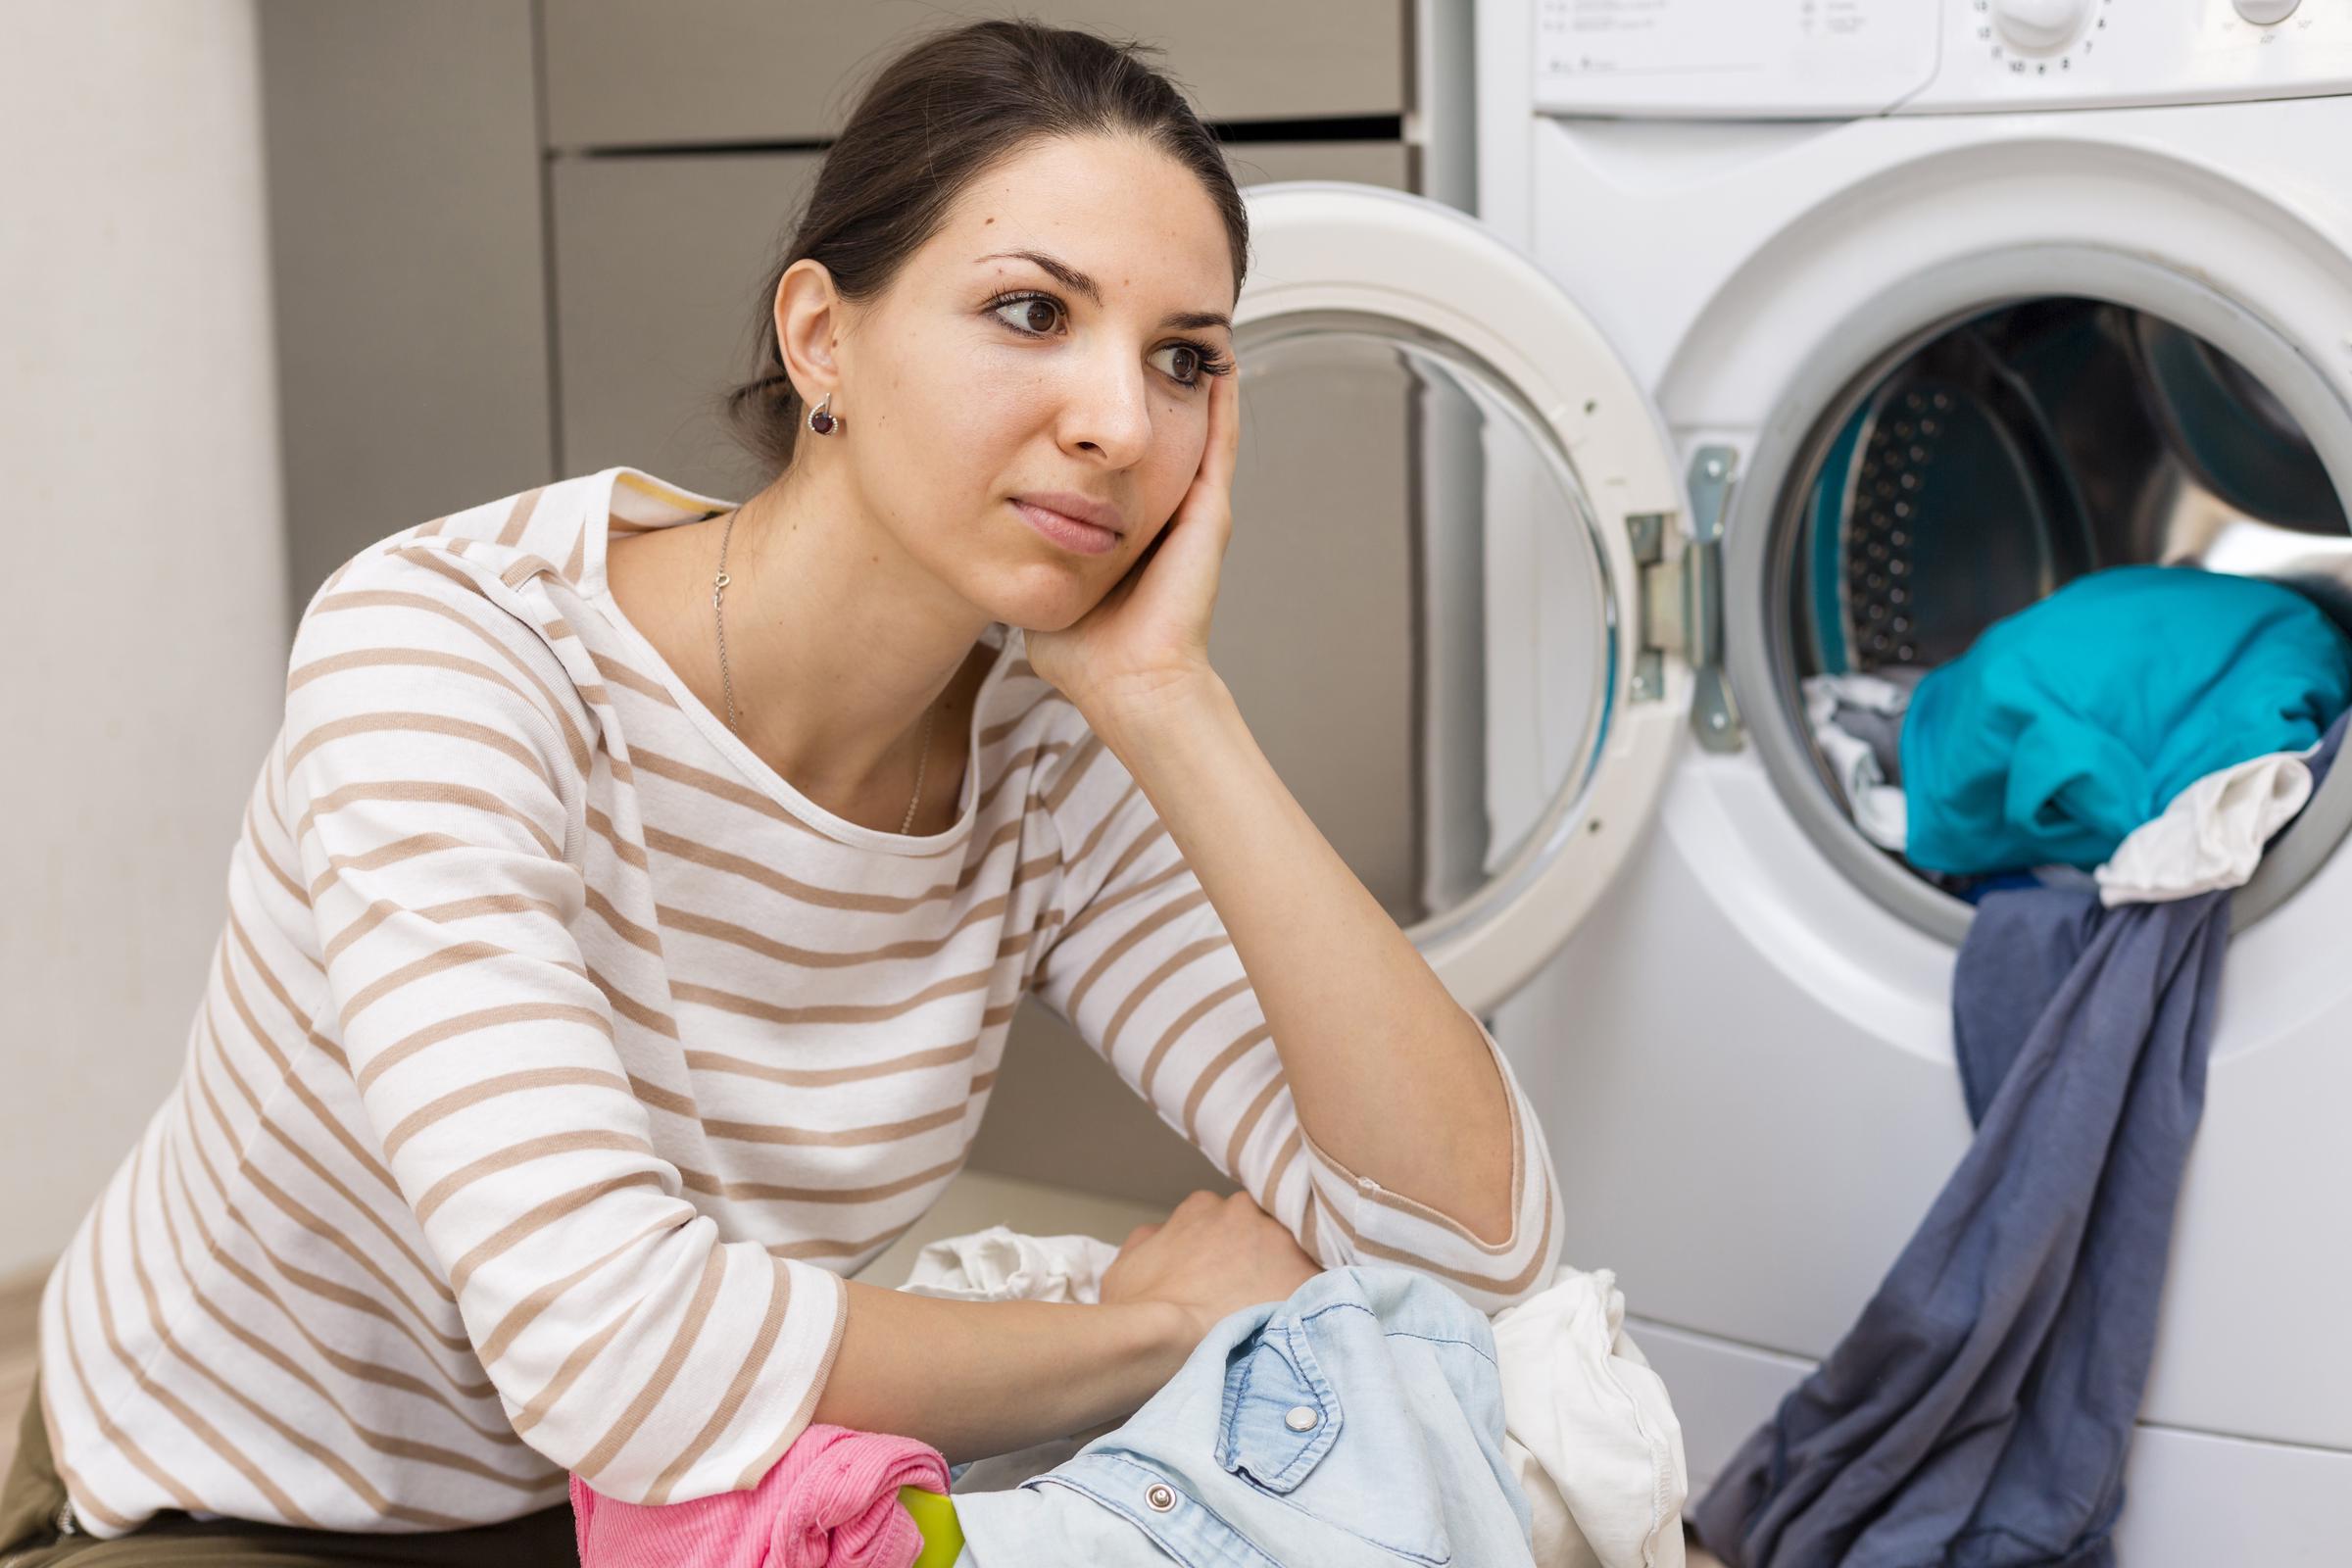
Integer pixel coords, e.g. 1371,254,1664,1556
1236,182,1690,1014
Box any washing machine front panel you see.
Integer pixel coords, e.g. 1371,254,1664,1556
1235,182,1692,1014
1492,101,2352,1455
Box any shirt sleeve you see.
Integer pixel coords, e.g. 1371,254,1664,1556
1024,725,1564,1314
279,553,845,1504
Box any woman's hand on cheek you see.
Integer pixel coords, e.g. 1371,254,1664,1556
1028,362,1239,730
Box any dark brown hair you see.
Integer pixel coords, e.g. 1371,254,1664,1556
717,16,1250,479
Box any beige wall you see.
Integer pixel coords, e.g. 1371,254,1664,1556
0,0,290,1281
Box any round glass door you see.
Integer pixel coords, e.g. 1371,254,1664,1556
1228,184,1686,1012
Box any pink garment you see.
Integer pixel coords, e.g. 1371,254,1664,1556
570,1423,950,1568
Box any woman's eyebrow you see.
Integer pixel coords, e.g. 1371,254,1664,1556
976,249,1231,333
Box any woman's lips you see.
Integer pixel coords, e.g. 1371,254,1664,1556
1011,497,1120,556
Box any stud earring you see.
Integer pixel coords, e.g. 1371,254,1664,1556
807,391,840,436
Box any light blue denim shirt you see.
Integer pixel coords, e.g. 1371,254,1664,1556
952,1266,1536,1565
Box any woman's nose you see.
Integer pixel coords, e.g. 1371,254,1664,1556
1058,350,1153,467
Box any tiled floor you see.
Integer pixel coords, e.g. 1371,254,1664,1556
0,1175,1730,1563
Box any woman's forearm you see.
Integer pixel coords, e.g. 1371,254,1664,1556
809,1282,1193,1463
1086,672,1516,1245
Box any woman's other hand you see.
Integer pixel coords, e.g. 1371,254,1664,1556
1027,355,1241,729
1098,1188,1321,1344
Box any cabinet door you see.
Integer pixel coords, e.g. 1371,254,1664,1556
259,0,553,615
550,152,821,499
540,0,1405,149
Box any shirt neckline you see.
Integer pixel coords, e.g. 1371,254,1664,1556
576,465,1022,858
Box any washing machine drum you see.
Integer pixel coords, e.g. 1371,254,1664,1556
1801,299,2352,678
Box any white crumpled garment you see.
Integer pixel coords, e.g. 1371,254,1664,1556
900,1229,1687,1567
1802,672,1911,852
2094,750,2313,907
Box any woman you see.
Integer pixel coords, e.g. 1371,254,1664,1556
3,18,1560,1563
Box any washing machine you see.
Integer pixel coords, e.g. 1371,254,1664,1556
1229,0,2352,1557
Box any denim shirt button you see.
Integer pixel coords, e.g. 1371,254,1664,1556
1146,1483,1177,1513
1284,1404,1320,1433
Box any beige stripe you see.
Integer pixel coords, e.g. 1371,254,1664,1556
1060,778,1146,869
644,1258,791,1502
1137,975,1252,1099
651,866,1054,970
447,1171,669,1296
702,1101,965,1149
87,1182,321,1526
39,1364,138,1533
149,1142,550,1495
336,938,585,1033
285,710,556,795
624,1071,697,1119
244,792,312,908
286,648,554,769
307,831,492,904
1061,888,1211,1021
731,1272,849,1491
356,1002,613,1098
1299,1186,1324,1264
509,1298,642,1438
478,1213,676,1365
1102,936,1232,1071
1223,1072,1287,1177
590,651,678,706
563,519,587,582
167,1112,508,1420
54,1245,211,1516
588,964,681,1039
129,1154,488,1528
413,1128,656,1225
210,931,405,1204
202,1023,456,1307
699,1153,965,1206
1181,1024,1274,1142
670,964,996,1028
313,585,592,774
585,884,663,955
379,1065,632,1162
573,1246,729,1478
1035,861,1190,989
297,777,563,859
1042,733,1112,813
762,1222,916,1261
1265,1126,1306,1208
684,1034,977,1090
328,890,564,967
587,805,651,869
641,819,1043,915
235,1153,469,1354
398,542,494,591
496,486,545,546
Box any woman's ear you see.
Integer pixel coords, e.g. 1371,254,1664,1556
774,257,846,404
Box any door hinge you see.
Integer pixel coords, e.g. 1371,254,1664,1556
1629,445,1741,750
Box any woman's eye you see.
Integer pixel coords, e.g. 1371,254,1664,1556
1150,343,1203,386
993,296,1063,335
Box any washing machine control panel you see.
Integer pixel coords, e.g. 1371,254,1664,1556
1909,0,2352,109
1531,0,2352,117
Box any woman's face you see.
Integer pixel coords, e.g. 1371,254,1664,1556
824,133,1239,631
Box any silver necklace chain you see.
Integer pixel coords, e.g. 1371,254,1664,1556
712,508,937,834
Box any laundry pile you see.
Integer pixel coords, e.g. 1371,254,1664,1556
1698,564,2352,1567
570,1225,1688,1567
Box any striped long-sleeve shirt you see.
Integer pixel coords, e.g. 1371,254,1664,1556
36,466,1563,1538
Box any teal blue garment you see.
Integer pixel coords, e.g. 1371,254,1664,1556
1901,565,2352,875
